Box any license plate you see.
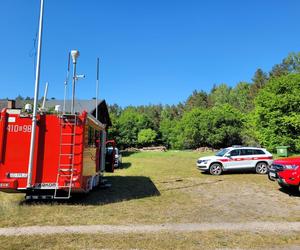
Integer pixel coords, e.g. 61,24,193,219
269,172,276,178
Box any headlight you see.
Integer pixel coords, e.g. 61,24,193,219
197,160,209,164
285,165,299,170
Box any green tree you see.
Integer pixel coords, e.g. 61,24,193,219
185,90,208,110
108,104,122,116
159,108,179,148
250,69,268,98
208,83,231,107
135,104,163,131
138,129,157,146
269,52,300,78
252,69,268,89
107,112,120,143
107,104,123,144
282,52,300,73
253,73,300,151
230,82,253,112
174,108,209,149
205,104,244,148
15,94,24,100
117,108,151,148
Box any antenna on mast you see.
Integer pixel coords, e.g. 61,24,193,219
63,52,70,114
42,81,48,110
96,57,99,120
71,50,80,114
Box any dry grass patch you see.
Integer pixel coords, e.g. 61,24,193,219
0,231,299,250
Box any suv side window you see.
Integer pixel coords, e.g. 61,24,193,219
240,149,253,155
230,149,240,156
253,149,265,155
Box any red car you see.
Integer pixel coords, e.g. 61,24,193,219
277,167,300,191
268,157,300,191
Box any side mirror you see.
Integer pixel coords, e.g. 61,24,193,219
224,153,231,158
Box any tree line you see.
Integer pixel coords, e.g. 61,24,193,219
108,52,300,152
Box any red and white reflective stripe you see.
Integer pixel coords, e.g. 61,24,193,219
220,156,272,162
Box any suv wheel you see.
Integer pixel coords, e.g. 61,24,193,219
209,163,223,175
255,162,268,174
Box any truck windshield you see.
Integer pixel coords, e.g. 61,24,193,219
215,148,229,157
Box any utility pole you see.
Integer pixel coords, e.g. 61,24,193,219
27,0,45,188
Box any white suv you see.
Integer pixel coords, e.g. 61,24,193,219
196,146,273,175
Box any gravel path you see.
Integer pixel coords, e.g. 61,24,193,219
1,222,300,236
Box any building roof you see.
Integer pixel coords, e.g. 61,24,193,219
0,99,24,110
45,99,100,113
45,99,111,127
0,100,7,111
0,99,111,127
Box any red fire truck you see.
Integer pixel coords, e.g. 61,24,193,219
0,107,110,199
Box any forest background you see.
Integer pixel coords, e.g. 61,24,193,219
107,52,300,152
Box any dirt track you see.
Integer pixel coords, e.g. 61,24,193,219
0,222,299,236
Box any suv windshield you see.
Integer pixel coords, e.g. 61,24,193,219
215,148,229,157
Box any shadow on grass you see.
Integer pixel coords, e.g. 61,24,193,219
121,151,138,157
21,176,160,206
117,162,131,169
201,168,258,175
278,187,300,197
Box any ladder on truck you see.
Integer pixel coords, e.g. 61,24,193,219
54,114,78,199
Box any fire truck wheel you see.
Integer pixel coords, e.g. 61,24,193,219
255,162,268,174
209,163,223,175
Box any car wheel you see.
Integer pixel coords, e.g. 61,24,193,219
209,163,223,175
105,163,114,173
255,162,268,174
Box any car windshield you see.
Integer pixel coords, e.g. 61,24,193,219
215,148,229,157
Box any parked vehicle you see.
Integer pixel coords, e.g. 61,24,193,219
277,168,300,191
268,157,300,180
196,146,273,175
106,146,122,169
105,140,122,172
0,109,110,199
268,157,300,191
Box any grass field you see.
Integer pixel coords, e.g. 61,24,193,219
1,231,300,250
0,150,299,249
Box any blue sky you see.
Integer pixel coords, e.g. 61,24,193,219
0,0,299,106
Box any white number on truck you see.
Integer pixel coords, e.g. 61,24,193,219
7,125,32,133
